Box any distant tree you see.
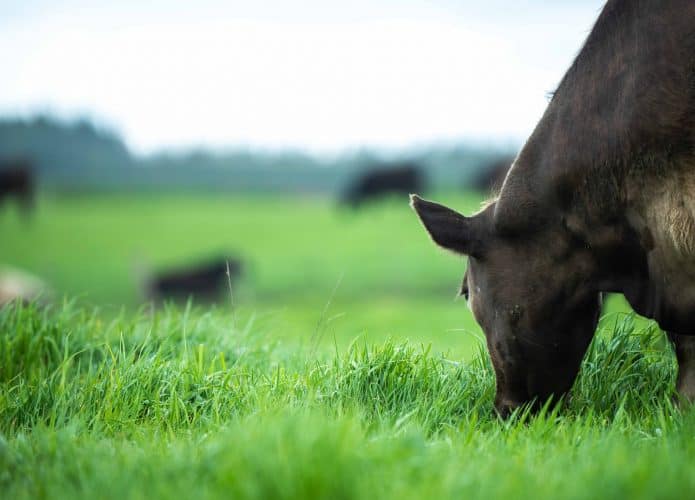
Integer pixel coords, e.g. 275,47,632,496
0,115,133,185
0,114,514,192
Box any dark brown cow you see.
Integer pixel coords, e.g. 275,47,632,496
145,257,242,304
0,159,34,216
411,0,695,416
342,163,425,208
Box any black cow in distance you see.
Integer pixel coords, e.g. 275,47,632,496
144,256,243,304
342,162,425,208
0,158,35,217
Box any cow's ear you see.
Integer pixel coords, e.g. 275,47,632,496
410,195,482,256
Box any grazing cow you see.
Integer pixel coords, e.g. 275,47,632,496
342,163,425,207
0,159,35,216
144,257,242,304
411,0,695,416
470,156,515,194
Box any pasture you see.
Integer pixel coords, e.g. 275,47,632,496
0,193,692,499
0,192,490,357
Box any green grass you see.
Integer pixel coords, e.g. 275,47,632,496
0,193,679,499
0,302,691,499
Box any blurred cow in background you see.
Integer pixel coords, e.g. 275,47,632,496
143,256,243,304
342,162,425,208
0,158,35,217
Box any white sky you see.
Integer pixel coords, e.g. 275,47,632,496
0,0,606,154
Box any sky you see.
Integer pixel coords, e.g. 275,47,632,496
0,0,606,154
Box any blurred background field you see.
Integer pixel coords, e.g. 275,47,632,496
0,190,488,358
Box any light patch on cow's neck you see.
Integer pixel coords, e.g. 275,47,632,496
639,160,695,260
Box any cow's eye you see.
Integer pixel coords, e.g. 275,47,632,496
460,282,469,300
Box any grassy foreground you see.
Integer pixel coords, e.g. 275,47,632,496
1,301,692,499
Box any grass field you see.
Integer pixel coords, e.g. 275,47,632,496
1,193,690,499
1,193,492,358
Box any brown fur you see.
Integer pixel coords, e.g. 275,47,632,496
412,0,695,416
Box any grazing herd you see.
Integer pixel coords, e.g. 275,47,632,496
5,0,694,416
0,157,487,305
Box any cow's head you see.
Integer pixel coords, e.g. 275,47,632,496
410,194,602,417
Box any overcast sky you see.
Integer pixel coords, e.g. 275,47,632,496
0,0,606,154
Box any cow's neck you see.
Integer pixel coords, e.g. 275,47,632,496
498,0,693,227
495,0,695,331
497,2,638,230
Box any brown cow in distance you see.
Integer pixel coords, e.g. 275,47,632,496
342,163,425,208
0,158,35,217
411,0,695,416
144,256,243,304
